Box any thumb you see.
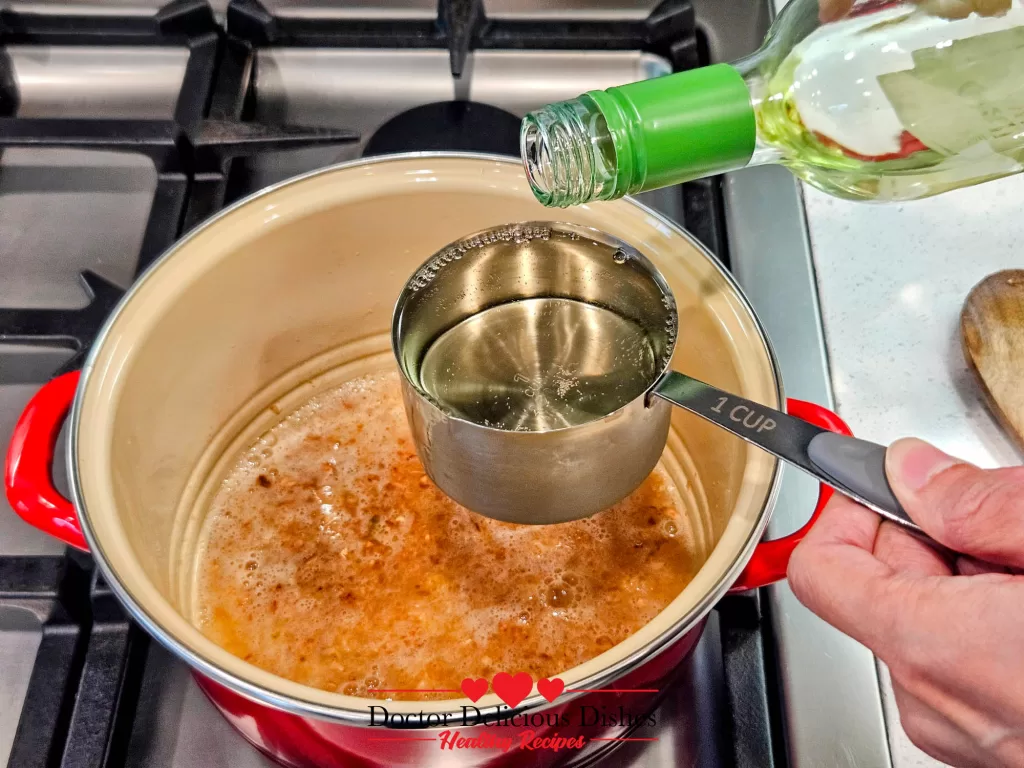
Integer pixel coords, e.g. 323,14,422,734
885,438,1024,569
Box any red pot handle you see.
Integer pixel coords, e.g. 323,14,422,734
728,398,853,593
4,380,853,572
4,370,87,551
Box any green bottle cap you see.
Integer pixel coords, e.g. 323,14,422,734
587,64,756,195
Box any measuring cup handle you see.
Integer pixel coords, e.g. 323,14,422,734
4,371,87,551
728,399,850,593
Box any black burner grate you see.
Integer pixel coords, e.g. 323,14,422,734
0,0,357,371
0,3,772,766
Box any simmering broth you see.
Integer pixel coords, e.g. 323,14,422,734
194,369,702,700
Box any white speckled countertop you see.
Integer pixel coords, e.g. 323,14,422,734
800,175,1024,767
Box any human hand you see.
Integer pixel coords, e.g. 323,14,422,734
819,0,1010,23
788,438,1024,768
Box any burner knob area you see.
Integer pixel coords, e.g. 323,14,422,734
362,101,521,158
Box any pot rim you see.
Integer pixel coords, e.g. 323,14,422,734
67,151,785,725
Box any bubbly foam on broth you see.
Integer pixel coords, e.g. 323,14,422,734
194,370,701,700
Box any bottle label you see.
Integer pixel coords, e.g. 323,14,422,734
878,24,1024,158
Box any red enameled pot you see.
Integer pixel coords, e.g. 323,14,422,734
5,154,851,767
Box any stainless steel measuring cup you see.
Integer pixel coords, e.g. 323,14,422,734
392,221,918,532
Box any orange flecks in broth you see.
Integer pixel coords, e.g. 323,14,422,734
195,371,699,700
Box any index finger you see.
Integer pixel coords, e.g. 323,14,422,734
787,493,903,651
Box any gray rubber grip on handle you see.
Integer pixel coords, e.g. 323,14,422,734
807,432,918,531
651,370,926,537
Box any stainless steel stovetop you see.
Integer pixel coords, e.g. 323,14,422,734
0,2,891,767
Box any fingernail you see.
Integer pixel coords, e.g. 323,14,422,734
887,438,959,492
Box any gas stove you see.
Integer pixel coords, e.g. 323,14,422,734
0,2,891,767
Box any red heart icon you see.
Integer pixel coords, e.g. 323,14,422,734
460,677,488,703
537,678,565,703
491,672,533,709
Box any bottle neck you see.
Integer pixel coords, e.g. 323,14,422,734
521,64,759,207
727,59,788,169
521,94,625,207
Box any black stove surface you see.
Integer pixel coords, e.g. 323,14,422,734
0,3,777,767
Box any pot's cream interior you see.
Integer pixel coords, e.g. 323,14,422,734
73,155,780,717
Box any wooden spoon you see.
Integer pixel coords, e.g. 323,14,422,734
961,269,1024,450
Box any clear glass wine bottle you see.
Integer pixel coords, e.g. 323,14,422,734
521,0,1024,205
